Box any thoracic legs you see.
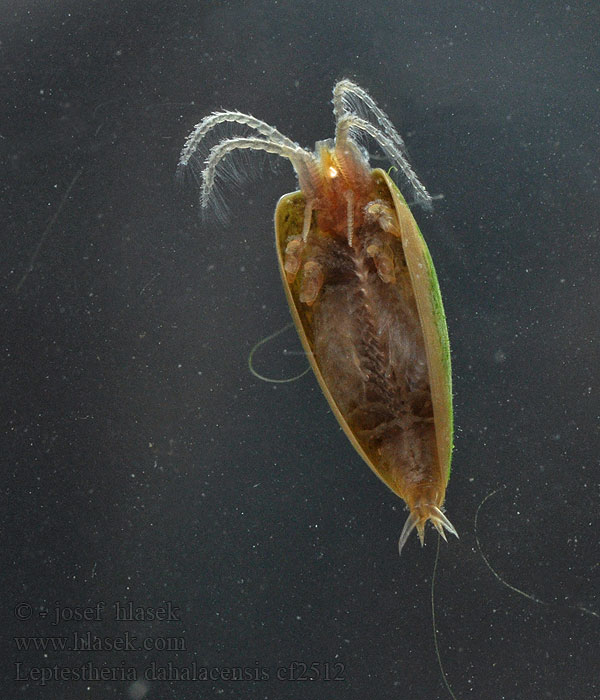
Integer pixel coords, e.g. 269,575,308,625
283,237,325,307
283,236,304,283
367,239,395,284
364,200,400,236
299,261,325,306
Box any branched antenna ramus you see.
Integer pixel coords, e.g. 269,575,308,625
201,136,317,208
177,110,300,177
333,79,409,157
335,114,432,210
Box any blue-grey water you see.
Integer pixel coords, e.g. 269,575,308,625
3,2,598,699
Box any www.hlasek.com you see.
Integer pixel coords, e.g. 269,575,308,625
14,631,185,653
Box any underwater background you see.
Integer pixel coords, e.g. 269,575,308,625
3,1,598,698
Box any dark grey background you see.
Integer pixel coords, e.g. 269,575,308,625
3,1,598,699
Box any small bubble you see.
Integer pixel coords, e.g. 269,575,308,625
128,679,150,699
